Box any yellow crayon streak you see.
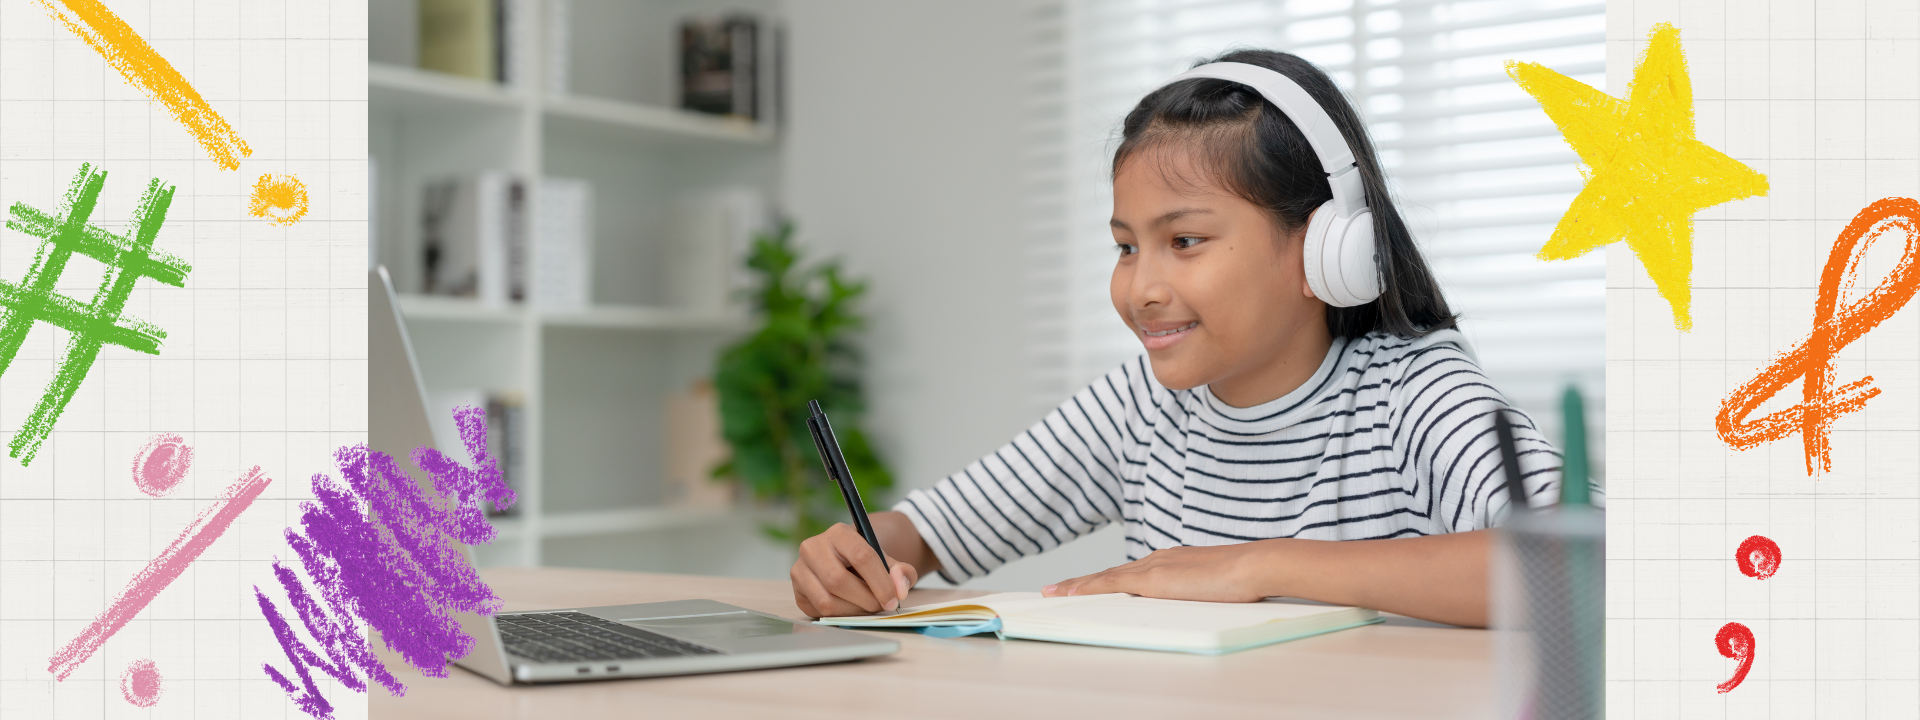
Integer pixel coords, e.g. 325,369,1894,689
41,0,252,170
1508,23,1767,332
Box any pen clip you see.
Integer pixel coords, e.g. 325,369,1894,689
805,408,837,484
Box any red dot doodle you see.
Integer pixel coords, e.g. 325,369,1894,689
1736,535,1782,580
121,658,161,707
1716,622,1755,693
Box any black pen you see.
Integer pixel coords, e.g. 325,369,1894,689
1493,409,1530,516
806,400,889,573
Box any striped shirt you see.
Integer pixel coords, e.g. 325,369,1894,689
896,328,1580,585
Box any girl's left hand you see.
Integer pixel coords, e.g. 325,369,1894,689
1041,543,1276,603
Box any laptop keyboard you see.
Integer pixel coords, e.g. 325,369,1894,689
496,611,721,665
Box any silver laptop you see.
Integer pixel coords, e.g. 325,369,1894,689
369,267,899,684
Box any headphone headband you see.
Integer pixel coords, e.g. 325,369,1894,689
1157,62,1366,218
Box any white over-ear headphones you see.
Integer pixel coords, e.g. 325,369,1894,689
1155,62,1381,307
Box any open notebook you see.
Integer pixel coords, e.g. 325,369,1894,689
817,592,1380,655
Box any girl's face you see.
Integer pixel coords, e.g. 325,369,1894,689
1109,145,1332,406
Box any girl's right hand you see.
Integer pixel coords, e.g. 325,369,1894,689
791,522,919,618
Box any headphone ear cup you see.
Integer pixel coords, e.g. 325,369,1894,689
1303,201,1383,308
1301,200,1338,304
1331,209,1382,307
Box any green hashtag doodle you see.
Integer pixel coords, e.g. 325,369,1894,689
0,163,190,464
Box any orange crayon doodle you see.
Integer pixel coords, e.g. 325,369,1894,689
1509,23,1768,331
1718,198,1920,475
40,0,252,170
249,174,310,226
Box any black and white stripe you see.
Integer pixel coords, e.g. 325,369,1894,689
897,329,1591,584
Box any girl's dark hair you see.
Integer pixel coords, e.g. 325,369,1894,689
1114,49,1455,339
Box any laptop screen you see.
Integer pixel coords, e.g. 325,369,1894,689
370,266,518,682
368,266,451,499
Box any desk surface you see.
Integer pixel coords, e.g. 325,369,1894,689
371,567,1494,719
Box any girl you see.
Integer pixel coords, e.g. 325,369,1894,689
788,49,1569,628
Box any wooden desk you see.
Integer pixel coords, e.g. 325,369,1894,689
371,567,1494,719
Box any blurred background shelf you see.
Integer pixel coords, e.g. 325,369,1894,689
398,295,750,332
540,305,751,332
487,517,527,542
539,505,741,539
479,507,737,543
369,61,777,149
372,0,783,574
397,294,527,324
477,505,788,577
370,62,526,115
544,95,776,149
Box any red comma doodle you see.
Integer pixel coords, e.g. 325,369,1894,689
1717,622,1756,693
1737,535,1782,580
1717,198,1920,475
1717,537,1779,694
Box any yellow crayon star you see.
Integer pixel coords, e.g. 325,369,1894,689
1508,22,1767,331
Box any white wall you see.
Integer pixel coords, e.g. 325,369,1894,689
780,0,1125,591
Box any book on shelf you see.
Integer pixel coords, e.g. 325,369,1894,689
495,0,515,84
420,174,591,309
426,389,526,518
485,391,526,518
420,172,526,304
419,0,514,84
664,186,768,314
680,15,780,124
534,177,594,310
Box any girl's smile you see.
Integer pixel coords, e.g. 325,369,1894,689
1140,320,1199,349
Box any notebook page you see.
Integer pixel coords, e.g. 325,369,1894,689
821,592,1120,625
1007,596,1360,634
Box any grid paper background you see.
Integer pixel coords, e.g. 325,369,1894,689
1606,0,1920,717
0,0,367,717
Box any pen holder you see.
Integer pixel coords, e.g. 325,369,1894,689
1493,505,1605,720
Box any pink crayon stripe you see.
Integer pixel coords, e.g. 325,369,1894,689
48,467,272,681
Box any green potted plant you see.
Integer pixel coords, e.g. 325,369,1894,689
712,223,894,544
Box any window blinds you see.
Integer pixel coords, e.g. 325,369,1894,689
1030,0,1605,472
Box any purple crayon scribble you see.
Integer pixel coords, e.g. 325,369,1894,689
256,406,515,719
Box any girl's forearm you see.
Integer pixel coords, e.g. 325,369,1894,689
871,510,942,578
1240,530,1493,627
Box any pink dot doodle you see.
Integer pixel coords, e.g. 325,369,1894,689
132,433,192,497
121,658,161,707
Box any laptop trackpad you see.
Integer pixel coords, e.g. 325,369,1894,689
624,613,822,642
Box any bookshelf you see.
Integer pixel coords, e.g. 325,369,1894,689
370,63,525,112
370,0,783,570
543,95,776,148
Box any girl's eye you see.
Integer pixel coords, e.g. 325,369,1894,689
1173,236,1204,249
1113,242,1137,257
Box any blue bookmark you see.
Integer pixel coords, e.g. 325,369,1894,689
916,618,1003,639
